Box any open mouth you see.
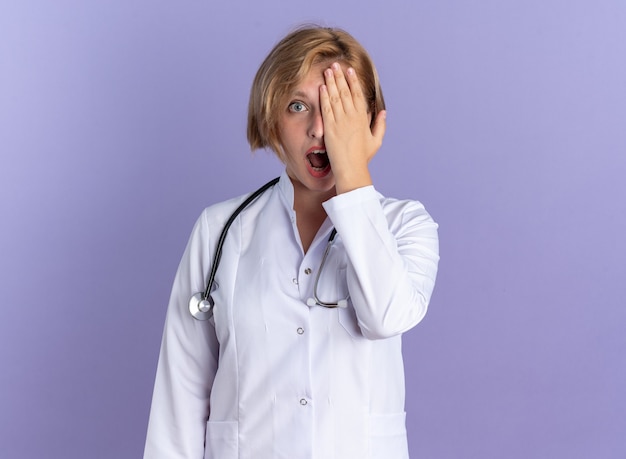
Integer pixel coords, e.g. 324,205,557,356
306,150,330,171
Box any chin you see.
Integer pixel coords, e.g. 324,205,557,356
308,176,336,194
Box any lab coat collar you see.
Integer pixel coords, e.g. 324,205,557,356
277,170,295,212
276,170,335,247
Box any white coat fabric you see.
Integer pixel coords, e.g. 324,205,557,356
144,172,439,459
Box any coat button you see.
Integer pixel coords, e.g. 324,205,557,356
297,327,304,335
304,268,312,275
300,398,308,406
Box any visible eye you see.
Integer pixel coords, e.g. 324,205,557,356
288,101,307,113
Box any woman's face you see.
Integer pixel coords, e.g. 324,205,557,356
278,62,342,199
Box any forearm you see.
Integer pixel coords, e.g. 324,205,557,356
324,187,439,339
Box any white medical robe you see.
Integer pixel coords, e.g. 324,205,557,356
144,172,439,458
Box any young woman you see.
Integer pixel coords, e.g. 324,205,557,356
144,25,439,459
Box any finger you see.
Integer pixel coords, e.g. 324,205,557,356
319,83,335,124
330,63,355,113
345,67,368,113
323,67,343,118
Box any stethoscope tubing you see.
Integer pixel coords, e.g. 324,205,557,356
307,228,348,309
190,176,349,321
189,177,280,320
202,177,280,301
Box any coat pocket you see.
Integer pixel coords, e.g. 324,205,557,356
369,412,409,459
204,420,238,459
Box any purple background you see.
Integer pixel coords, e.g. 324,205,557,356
1,1,625,458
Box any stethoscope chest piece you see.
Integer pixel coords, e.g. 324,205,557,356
189,177,280,321
189,292,214,321
186,176,347,320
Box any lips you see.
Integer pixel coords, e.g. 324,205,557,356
304,146,331,178
306,150,330,170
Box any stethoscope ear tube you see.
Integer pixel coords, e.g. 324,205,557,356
190,177,280,321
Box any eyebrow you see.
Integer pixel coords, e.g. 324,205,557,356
291,90,315,100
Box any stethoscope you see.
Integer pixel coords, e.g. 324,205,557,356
189,177,349,321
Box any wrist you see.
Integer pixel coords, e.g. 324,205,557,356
333,167,372,194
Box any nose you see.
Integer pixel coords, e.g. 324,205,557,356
308,112,324,139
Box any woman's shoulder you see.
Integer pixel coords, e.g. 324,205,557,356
198,194,250,228
196,181,278,231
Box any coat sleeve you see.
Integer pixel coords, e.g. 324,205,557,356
323,186,439,340
144,210,219,459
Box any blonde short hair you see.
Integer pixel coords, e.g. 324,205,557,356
247,25,386,158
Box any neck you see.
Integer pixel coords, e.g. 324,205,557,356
290,180,335,253
293,185,335,215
